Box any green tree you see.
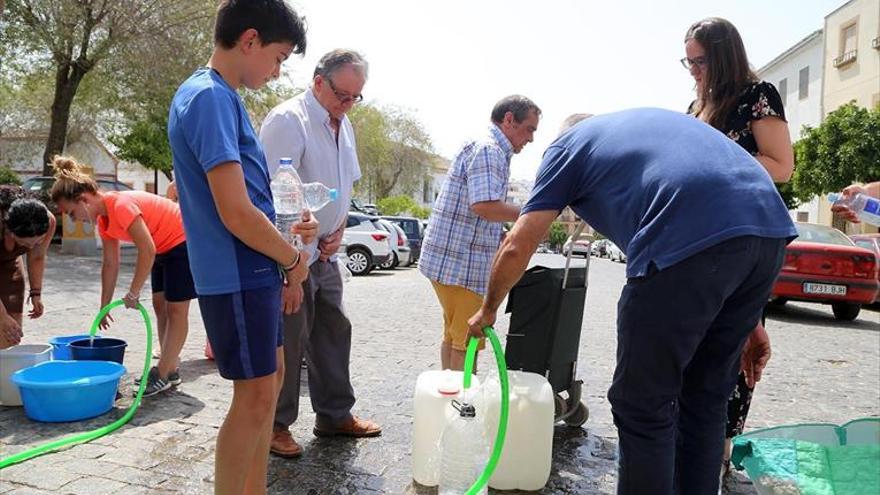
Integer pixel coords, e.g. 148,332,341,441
793,103,880,202
349,103,434,201
0,165,21,185
110,112,173,179
2,0,212,174
548,221,568,250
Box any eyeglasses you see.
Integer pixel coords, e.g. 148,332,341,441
680,56,708,70
325,77,363,104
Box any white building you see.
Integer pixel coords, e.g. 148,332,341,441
757,29,825,224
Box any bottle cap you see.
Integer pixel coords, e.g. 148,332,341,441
827,193,841,203
329,189,338,201
279,157,293,166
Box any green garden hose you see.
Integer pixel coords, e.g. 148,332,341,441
0,300,152,469
461,326,509,495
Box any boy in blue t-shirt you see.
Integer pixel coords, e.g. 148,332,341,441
167,1,314,492
467,109,797,494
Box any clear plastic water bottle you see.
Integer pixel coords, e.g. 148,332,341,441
828,192,880,226
271,157,305,247
439,400,489,495
303,182,338,212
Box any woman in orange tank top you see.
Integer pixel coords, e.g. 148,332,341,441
50,156,196,398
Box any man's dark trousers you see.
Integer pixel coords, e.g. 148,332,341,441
608,236,786,495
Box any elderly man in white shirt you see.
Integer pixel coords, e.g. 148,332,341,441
260,49,381,459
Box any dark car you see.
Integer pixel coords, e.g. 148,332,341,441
381,215,424,263
21,176,134,241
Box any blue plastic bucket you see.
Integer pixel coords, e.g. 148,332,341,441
49,334,92,360
10,360,125,422
69,338,127,364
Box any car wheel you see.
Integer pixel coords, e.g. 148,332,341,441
347,248,373,276
831,302,860,321
380,252,397,270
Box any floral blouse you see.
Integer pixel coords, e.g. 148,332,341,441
688,81,787,156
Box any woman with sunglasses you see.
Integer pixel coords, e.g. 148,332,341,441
683,17,794,481
0,185,55,349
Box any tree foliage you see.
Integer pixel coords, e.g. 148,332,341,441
793,103,880,202
0,165,21,185
548,222,568,250
1,0,214,174
348,103,434,201
376,195,430,219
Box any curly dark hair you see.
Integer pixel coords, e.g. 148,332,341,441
0,185,51,238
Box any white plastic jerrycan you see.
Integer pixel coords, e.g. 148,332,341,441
483,370,554,491
411,369,482,486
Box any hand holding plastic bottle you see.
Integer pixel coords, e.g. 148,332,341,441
830,181,880,225
293,209,319,245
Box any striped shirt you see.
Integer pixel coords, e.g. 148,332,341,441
419,125,513,295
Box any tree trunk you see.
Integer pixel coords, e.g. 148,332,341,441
41,63,88,175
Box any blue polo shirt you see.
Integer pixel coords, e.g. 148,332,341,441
523,108,797,278
168,67,280,295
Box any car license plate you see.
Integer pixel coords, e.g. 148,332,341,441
802,283,847,296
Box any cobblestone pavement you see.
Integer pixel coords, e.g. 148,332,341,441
1,249,878,494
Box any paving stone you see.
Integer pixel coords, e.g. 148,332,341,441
0,251,876,494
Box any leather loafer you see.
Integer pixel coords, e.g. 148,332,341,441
313,416,382,438
270,429,303,458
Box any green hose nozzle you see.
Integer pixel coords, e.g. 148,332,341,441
461,327,509,495
0,300,153,470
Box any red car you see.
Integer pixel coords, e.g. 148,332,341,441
771,223,879,321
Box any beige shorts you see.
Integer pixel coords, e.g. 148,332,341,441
430,280,486,351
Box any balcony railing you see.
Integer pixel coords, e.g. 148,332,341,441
832,50,858,68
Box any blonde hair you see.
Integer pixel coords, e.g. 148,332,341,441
49,156,99,203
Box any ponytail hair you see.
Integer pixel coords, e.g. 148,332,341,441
0,185,51,238
49,155,99,203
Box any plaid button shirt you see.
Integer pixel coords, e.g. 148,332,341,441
419,125,513,295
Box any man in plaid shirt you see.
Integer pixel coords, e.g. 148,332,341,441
419,95,540,370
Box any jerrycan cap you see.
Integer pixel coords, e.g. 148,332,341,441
451,399,476,418
437,371,460,396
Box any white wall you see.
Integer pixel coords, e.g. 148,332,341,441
116,160,171,195
757,32,824,143
758,31,824,224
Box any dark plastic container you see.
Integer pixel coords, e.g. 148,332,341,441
69,337,127,365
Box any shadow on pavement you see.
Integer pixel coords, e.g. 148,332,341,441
766,304,880,332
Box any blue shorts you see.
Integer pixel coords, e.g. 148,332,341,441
197,282,283,380
151,242,197,302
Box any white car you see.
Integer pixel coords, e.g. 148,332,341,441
607,242,627,263
343,214,392,276
562,235,592,257
377,219,412,269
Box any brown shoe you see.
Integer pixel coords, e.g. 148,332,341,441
270,429,303,458
313,416,382,438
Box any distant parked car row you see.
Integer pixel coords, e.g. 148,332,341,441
563,237,627,264
342,211,426,276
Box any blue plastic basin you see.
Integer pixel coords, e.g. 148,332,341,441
10,360,125,422
49,334,93,360
70,337,127,364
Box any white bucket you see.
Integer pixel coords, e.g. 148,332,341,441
0,344,53,406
